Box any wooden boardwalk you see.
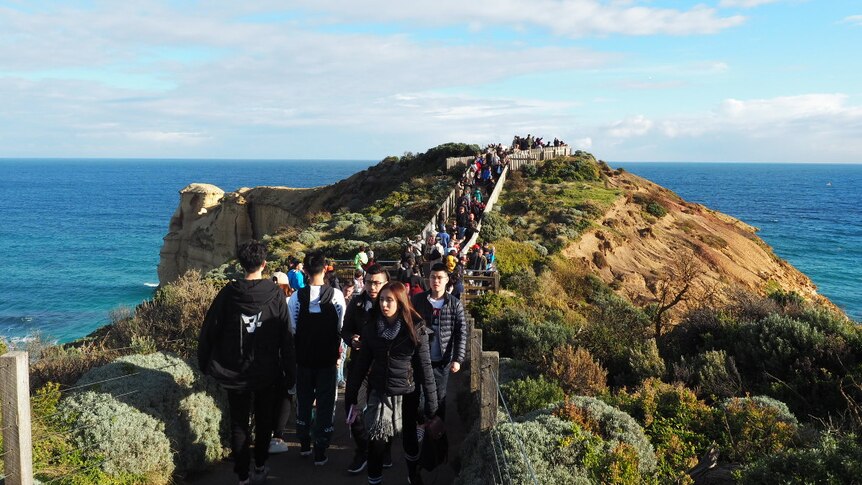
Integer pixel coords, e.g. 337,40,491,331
183,372,468,485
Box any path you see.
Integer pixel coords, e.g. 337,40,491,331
183,372,468,485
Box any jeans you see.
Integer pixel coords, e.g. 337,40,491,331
227,386,276,481
271,384,294,441
433,364,451,420
296,365,338,451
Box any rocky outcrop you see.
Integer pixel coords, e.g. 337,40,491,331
157,184,318,283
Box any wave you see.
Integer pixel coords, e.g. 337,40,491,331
144,282,159,288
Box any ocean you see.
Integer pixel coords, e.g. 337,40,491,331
0,159,373,343
0,160,859,344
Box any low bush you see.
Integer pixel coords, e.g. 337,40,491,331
59,352,229,477
544,345,608,396
480,210,514,242
60,390,174,483
580,292,653,385
737,430,862,483
608,379,713,483
501,376,565,417
717,396,799,464
459,395,655,485
105,270,221,359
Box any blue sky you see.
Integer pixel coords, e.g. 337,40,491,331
1,0,861,161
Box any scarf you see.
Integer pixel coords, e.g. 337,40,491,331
365,389,403,441
377,315,401,341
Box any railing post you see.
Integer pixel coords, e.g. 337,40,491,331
480,351,499,431
471,328,483,393
1,351,34,485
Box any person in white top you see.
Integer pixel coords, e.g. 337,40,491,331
287,253,346,466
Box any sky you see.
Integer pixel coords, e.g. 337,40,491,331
1,0,861,162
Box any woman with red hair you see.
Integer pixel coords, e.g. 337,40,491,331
345,282,438,485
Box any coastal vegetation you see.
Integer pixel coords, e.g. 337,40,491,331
459,153,862,483
2,146,860,484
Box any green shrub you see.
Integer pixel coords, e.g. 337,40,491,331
645,201,667,218
480,210,514,242
61,352,229,476
717,396,799,464
469,292,522,324
60,390,174,482
675,350,743,399
459,397,655,485
346,222,370,239
501,267,539,296
581,292,653,385
501,376,565,417
296,230,320,246
493,239,542,279
539,156,601,184
737,430,862,484
0,338,7,355
107,270,221,359
608,379,713,483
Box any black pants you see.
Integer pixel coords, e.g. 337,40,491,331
368,389,421,483
228,386,276,481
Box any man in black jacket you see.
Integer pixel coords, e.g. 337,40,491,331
411,262,467,420
340,264,389,474
198,240,295,485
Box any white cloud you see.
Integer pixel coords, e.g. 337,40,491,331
840,15,862,26
275,0,746,37
592,94,862,162
607,115,654,138
719,0,781,8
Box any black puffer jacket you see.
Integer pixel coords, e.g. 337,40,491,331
345,314,438,417
411,292,467,365
198,279,295,391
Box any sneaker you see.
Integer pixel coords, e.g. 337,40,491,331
346,451,367,474
314,448,328,466
299,441,312,457
268,438,289,454
239,479,250,485
251,464,269,484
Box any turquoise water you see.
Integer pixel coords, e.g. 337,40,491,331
614,162,862,322
0,159,858,344
0,159,372,343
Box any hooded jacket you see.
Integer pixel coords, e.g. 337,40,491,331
198,279,296,391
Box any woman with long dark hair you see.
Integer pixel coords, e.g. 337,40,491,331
345,282,438,485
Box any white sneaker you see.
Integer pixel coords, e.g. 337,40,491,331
268,438,289,454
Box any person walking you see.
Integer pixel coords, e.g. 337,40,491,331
346,282,438,485
411,263,467,421
288,253,346,466
198,240,295,485
341,264,390,474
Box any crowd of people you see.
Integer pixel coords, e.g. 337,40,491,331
511,133,568,151
195,137,568,484
198,241,468,485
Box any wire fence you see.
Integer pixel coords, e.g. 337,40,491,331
1,347,190,485
488,368,539,485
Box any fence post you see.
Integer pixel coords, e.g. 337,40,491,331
493,272,500,293
471,328,483,393
480,351,499,431
1,351,34,485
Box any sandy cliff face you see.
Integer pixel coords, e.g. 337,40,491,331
563,170,834,314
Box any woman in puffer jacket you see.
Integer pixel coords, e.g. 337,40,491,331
345,282,438,485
